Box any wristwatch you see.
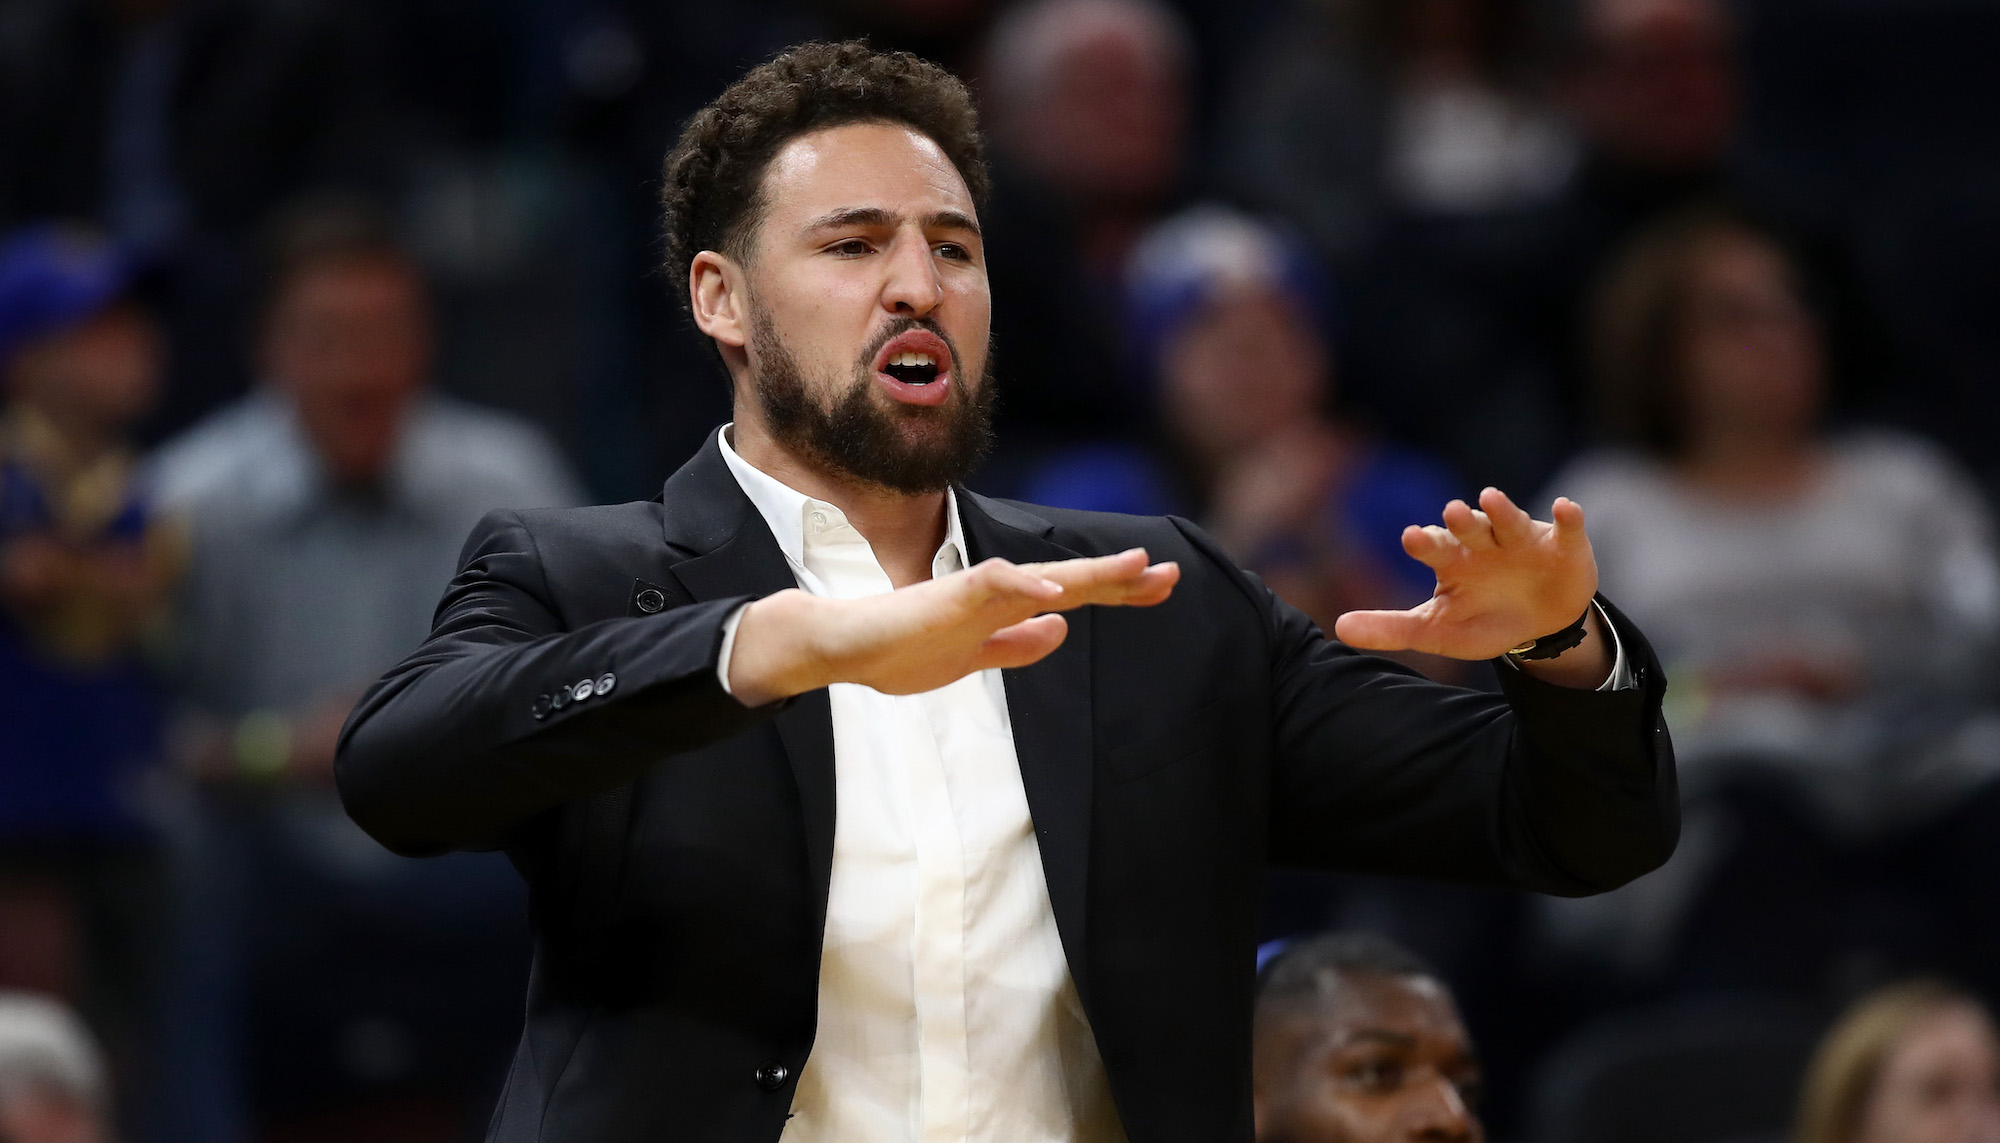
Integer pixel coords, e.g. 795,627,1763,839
1506,605,1592,662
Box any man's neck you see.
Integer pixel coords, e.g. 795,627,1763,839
730,419,950,590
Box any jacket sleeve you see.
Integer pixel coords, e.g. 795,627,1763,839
335,509,777,857
1173,520,1679,896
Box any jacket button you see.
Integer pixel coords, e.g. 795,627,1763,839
636,588,666,614
551,687,572,711
531,694,553,720
573,678,596,702
754,1062,789,1091
595,673,616,697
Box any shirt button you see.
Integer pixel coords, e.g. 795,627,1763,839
635,588,666,614
808,509,830,533
754,1062,790,1091
531,694,553,720
573,678,595,702
595,673,616,697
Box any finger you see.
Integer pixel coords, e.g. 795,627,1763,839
1021,548,1148,585
1401,524,1458,570
1032,549,1170,609
972,613,1069,670
1478,487,1537,547
1332,607,1430,653
1112,561,1180,608
966,557,1065,608
1441,499,1497,551
1551,497,1588,550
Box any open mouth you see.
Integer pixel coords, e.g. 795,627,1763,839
882,352,941,386
872,329,955,406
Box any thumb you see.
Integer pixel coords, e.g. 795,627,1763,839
1333,608,1427,652
972,614,1069,671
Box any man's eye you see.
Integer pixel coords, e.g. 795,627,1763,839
935,243,970,261
1344,1060,1404,1091
828,239,873,256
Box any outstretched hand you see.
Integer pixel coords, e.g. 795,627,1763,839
1334,488,1601,665
728,549,1180,704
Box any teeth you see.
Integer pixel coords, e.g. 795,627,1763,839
889,352,936,368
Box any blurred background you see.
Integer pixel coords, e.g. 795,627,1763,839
3,0,1999,1140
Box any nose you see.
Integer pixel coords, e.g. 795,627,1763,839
880,229,943,317
1410,1074,1476,1142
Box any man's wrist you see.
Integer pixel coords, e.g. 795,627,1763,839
1510,604,1616,689
726,590,830,706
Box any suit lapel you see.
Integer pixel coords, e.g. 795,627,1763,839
657,436,838,917
960,493,1098,1006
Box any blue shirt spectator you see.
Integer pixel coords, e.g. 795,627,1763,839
1024,205,1463,673
0,224,174,843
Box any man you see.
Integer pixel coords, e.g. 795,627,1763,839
336,42,1675,1143
152,197,583,767
979,0,1191,443
147,200,581,1143
1253,934,1485,1143
0,224,176,1136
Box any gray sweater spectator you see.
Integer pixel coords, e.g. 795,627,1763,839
146,200,581,778
1535,208,2000,999
140,199,579,1143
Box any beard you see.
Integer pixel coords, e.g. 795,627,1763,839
747,298,996,495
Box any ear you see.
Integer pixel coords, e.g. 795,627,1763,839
690,250,749,350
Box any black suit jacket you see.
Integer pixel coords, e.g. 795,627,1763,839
335,434,1677,1143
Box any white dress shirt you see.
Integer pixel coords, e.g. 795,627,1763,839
714,428,1125,1143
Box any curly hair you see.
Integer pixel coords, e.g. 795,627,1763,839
659,41,989,320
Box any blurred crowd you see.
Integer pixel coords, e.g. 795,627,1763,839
3,0,1999,1139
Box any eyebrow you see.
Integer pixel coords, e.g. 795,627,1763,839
801,207,982,238
1332,1030,1418,1050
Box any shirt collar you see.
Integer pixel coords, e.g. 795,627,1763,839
716,424,968,578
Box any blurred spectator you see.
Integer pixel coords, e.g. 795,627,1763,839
1796,981,2000,1143
1328,0,1765,499
141,198,580,1143
1254,932,1484,1143
1218,0,1576,261
1535,208,2000,1005
0,992,111,1143
1553,207,2000,820
149,197,582,756
0,225,174,876
0,225,176,1133
0,0,399,437
976,0,1193,454
1560,0,1735,191
1025,206,1461,672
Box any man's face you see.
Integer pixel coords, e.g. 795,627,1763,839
1017,25,1185,206
726,121,995,493
262,257,431,486
7,303,162,434
1573,0,1737,173
1255,972,1484,1143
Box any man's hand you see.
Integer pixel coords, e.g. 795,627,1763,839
1334,488,1611,686
727,548,1181,705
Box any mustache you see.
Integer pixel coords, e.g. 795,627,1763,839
859,316,961,373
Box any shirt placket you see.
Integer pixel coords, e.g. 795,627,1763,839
909,688,971,1143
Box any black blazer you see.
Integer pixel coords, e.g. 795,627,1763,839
335,434,1677,1143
